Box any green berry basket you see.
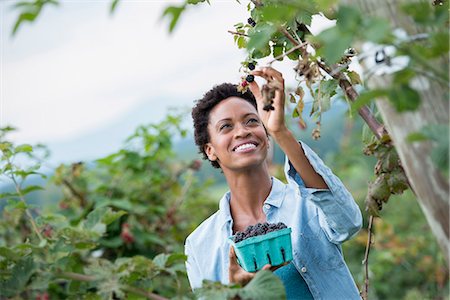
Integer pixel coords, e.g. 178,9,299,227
228,227,293,273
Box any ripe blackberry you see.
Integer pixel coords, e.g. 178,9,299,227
233,221,288,243
248,62,256,70
246,75,255,83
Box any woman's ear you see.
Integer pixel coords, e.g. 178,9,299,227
204,143,217,162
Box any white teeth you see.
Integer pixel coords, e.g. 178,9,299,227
234,143,256,152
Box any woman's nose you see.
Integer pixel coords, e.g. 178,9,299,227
234,123,251,138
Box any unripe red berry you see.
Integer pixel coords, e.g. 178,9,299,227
121,223,135,244
36,292,49,300
42,225,53,238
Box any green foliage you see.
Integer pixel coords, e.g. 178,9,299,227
328,118,449,300
11,0,59,36
7,0,449,298
0,116,217,299
196,270,286,300
315,5,391,64
407,124,449,176
110,0,120,14
162,5,187,33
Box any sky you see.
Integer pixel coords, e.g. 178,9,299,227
0,0,335,164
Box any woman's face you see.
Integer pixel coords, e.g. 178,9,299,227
205,97,269,171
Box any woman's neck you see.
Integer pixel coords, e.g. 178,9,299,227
223,164,272,223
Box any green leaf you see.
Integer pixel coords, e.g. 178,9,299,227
187,0,208,4
0,257,36,297
387,84,421,112
12,12,38,36
20,185,44,195
393,69,416,85
0,191,19,199
336,5,362,32
406,132,428,142
0,142,13,151
363,18,391,43
161,5,186,33
272,43,285,60
351,89,388,113
166,253,187,266
285,43,301,60
110,0,120,14
289,94,297,104
247,23,276,52
5,199,28,211
421,124,449,174
316,80,338,112
85,206,125,235
347,70,362,85
260,5,295,23
196,280,242,299
251,43,272,59
153,253,169,268
320,79,338,96
85,207,106,229
240,270,286,299
296,10,313,26
429,31,450,57
0,246,22,260
14,144,33,153
237,36,247,49
102,208,127,225
401,1,432,25
315,0,338,12
317,28,353,64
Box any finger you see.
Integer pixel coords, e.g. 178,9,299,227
248,81,262,100
261,67,284,82
250,70,271,82
262,264,272,270
229,246,236,258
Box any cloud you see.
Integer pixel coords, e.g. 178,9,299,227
1,1,248,143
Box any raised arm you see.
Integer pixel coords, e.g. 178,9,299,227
249,67,362,243
248,67,328,189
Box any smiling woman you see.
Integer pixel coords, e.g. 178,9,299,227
185,66,363,299
205,97,269,172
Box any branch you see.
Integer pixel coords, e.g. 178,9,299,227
280,28,387,140
155,171,194,232
7,157,43,242
361,215,375,300
279,27,308,58
268,41,308,64
62,178,87,207
228,30,249,37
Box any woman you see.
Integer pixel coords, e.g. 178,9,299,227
185,67,362,299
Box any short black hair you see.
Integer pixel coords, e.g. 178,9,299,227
192,83,257,168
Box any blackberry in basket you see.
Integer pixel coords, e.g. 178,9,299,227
229,222,293,272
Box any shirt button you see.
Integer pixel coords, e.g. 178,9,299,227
301,267,307,273
264,204,270,210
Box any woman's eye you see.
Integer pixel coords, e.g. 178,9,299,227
247,118,259,124
220,124,231,130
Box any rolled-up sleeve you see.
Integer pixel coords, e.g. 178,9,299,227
284,141,362,244
185,238,202,290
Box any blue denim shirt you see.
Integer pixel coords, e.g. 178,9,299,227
185,141,362,299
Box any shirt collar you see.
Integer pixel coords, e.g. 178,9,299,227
218,176,286,227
